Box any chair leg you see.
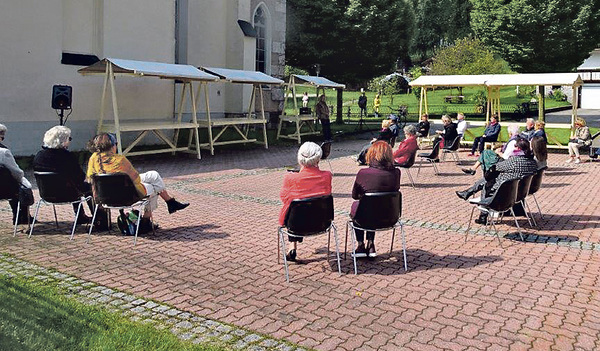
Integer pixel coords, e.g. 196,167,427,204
401,225,407,271
133,207,143,246
521,200,534,229
532,194,543,219
510,208,525,241
416,159,422,177
350,226,358,275
280,231,289,283
405,169,416,188
344,221,349,260
70,202,83,240
87,204,99,243
489,217,503,247
28,200,43,238
277,228,281,264
12,201,20,237
327,227,331,261
524,199,537,227
465,206,476,242
53,205,59,229
332,223,341,275
390,227,396,255
431,161,439,175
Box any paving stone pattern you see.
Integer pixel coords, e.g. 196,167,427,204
1,135,600,350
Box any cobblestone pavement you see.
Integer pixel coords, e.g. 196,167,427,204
1,135,599,351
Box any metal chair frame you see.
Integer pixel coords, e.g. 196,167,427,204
395,151,418,188
441,135,462,164
345,220,406,274
417,140,441,175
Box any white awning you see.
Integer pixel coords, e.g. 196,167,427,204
410,73,583,87
78,58,219,81
201,67,284,85
293,75,346,88
578,49,600,71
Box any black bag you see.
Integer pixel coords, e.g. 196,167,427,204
117,209,136,236
18,185,34,206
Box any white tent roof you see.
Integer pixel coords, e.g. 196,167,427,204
410,73,583,87
293,75,346,88
202,67,283,85
578,49,600,71
78,58,219,81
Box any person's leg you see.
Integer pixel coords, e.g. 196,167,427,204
354,229,368,257
573,144,581,162
286,236,302,261
321,119,332,141
477,136,489,153
471,137,481,154
366,231,376,257
140,171,189,214
456,178,485,200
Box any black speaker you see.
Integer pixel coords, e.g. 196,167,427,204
52,85,72,110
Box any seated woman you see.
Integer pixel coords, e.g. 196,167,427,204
33,126,95,224
279,142,332,262
469,114,501,156
393,125,419,166
567,117,591,164
462,124,521,175
456,139,538,224
531,136,548,170
86,133,189,233
0,123,31,224
357,119,394,165
416,114,430,138
351,141,400,258
532,120,547,143
431,115,458,159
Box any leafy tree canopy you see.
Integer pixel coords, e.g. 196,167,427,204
430,38,512,75
470,0,600,72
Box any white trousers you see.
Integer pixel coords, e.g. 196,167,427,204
567,142,581,157
140,171,165,211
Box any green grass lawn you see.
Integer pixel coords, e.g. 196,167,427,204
0,276,223,351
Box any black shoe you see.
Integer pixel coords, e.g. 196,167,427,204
137,218,158,235
474,213,488,225
285,249,297,262
461,168,476,175
167,199,189,214
456,190,472,201
353,243,368,258
367,242,377,258
432,159,440,163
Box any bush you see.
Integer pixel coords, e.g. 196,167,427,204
516,85,536,98
284,65,309,79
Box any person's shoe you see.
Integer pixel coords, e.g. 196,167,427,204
461,168,476,175
574,158,581,164
285,249,297,262
474,213,488,225
565,158,573,163
167,198,189,214
137,218,158,235
353,243,368,258
367,242,377,258
456,190,473,201
432,158,440,163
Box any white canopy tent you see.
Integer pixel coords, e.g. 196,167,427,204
410,73,584,147
79,58,219,159
277,74,346,144
198,67,284,154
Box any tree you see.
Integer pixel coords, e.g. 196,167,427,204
471,0,600,72
430,38,511,75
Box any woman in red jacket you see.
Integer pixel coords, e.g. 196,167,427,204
393,125,419,166
279,142,332,262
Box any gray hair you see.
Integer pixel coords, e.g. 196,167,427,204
507,123,520,136
0,124,6,134
404,124,416,136
526,118,535,125
43,125,71,149
297,141,322,167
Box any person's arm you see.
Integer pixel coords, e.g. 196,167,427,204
393,141,407,158
494,158,511,172
501,140,516,159
352,171,365,200
490,124,501,138
0,149,24,182
580,127,591,141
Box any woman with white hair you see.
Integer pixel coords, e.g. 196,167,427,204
393,124,419,166
0,123,32,224
279,142,332,262
33,125,96,225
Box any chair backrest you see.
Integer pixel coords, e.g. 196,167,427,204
398,150,417,169
92,173,142,207
34,171,81,203
444,135,462,151
0,166,19,200
515,174,533,202
528,167,546,195
426,140,441,159
486,179,519,213
353,191,402,230
284,195,334,236
320,141,332,161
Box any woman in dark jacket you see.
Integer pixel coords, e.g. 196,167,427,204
33,126,94,224
351,141,400,258
416,113,431,137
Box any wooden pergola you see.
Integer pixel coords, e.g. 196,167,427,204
79,58,219,159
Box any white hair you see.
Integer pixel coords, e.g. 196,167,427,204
297,141,322,167
43,125,71,149
0,124,6,133
526,118,535,124
507,123,520,136
404,124,416,136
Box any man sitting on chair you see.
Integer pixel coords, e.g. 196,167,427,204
279,142,332,262
456,139,537,224
0,123,32,224
469,114,501,156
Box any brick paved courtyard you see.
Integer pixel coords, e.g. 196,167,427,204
1,135,599,350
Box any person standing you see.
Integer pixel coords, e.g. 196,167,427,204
302,91,309,108
373,93,381,117
315,94,332,141
358,91,368,119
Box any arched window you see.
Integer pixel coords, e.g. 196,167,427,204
253,5,270,74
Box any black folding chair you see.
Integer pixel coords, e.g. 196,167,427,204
29,171,91,240
442,135,462,164
0,167,23,236
526,167,547,221
345,191,406,274
417,139,441,175
395,151,417,188
277,195,341,283
466,179,521,247
88,173,153,245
